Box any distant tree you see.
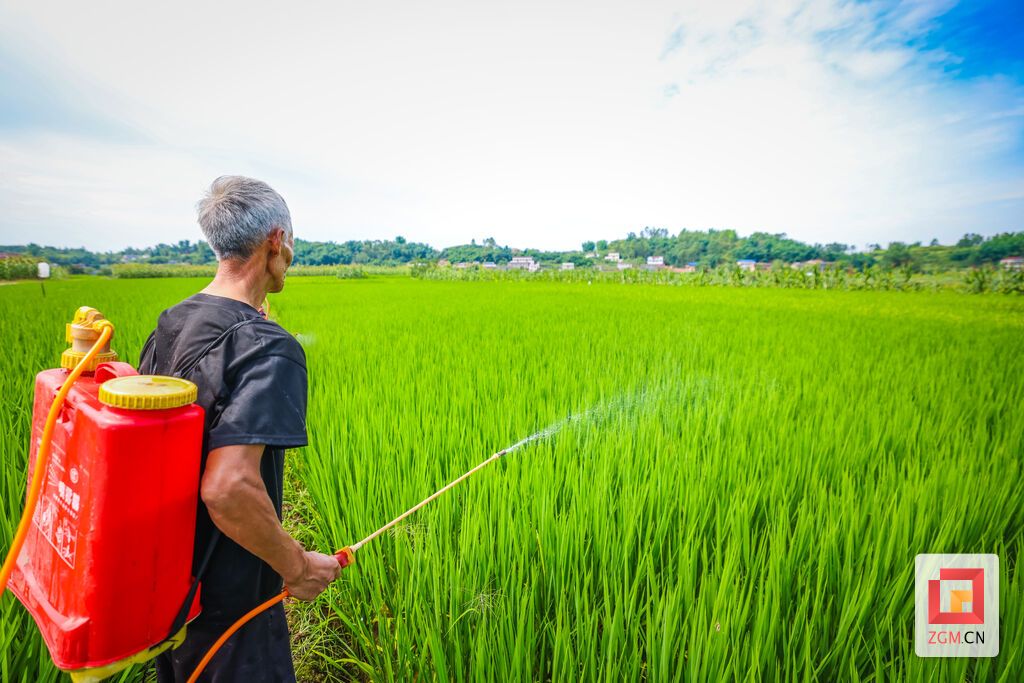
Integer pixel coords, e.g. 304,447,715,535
581,241,596,252
641,227,669,239
979,232,1024,261
957,233,984,248
822,243,850,261
882,242,913,268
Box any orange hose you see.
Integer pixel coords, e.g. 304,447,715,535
186,589,289,683
187,548,355,681
0,323,114,593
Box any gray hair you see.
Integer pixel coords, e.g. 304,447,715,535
197,176,292,260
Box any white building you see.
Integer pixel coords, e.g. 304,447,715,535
617,262,632,270
482,261,497,270
560,262,575,271
604,252,620,262
508,256,536,270
1000,256,1023,271
646,256,665,268
736,259,756,272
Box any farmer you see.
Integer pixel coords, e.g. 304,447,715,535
139,176,341,681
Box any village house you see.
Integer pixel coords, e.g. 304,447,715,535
560,262,575,271
646,255,665,269
507,256,536,270
736,259,756,272
604,252,620,263
482,261,497,270
792,259,825,271
617,261,632,270
1000,256,1023,271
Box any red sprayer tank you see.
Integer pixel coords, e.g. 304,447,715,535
6,307,205,681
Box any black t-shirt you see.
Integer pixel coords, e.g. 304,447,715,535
139,292,308,625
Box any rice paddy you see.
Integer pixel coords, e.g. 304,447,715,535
1,276,1022,681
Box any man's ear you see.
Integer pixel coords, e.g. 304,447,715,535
266,227,286,256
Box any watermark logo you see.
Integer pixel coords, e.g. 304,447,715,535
915,554,999,657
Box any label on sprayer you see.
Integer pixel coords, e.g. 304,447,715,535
32,445,86,569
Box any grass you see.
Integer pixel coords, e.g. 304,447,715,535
1,276,1022,681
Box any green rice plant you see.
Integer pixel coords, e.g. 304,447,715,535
410,263,983,294
0,276,1022,682
283,278,1024,682
110,264,219,278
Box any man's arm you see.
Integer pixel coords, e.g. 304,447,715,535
201,443,340,600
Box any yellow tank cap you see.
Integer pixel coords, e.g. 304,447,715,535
98,375,198,410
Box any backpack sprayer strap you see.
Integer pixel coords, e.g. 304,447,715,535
165,528,222,642
177,318,262,378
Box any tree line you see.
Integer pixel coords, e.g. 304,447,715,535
3,229,1021,272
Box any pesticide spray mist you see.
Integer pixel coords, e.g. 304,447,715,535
501,382,687,454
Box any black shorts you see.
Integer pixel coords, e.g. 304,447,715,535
155,603,295,683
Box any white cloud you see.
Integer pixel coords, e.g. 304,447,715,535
0,0,1021,252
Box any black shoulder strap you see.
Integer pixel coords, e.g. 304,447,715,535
176,318,263,379
165,528,222,640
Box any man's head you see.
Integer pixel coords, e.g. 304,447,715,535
197,176,294,292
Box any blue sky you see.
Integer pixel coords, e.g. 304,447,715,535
916,0,1023,78
0,0,1021,252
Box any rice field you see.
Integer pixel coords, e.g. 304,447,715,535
1,276,1022,682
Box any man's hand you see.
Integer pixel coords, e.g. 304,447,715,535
202,444,342,600
283,551,343,600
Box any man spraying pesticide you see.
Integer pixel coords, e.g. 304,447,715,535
138,176,342,681
0,176,339,682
